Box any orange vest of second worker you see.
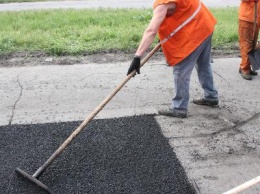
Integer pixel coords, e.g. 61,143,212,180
239,1,260,23
153,0,216,66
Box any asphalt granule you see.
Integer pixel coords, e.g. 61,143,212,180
0,115,196,194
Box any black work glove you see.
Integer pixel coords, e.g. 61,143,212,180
127,56,141,76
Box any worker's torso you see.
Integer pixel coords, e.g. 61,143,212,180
153,0,216,65
239,1,260,23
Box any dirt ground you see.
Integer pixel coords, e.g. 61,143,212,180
0,48,240,67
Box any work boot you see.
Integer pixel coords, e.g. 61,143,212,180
239,69,256,77
193,98,219,107
250,70,258,76
240,71,252,80
158,108,187,118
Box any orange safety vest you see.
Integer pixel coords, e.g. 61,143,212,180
153,0,217,66
239,1,260,24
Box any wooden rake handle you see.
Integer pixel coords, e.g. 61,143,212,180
223,175,260,194
32,43,161,178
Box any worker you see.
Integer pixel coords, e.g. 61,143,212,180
239,0,260,80
127,0,219,118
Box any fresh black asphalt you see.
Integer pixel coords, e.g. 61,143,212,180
0,115,196,194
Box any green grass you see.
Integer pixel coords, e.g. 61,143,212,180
211,7,239,50
0,7,239,56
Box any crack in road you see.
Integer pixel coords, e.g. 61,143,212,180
211,112,260,136
167,112,260,139
213,70,238,91
8,74,23,125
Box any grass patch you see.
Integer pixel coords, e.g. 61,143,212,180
211,7,239,50
0,7,239,56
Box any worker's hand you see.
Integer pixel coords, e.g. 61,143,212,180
127,56,141,76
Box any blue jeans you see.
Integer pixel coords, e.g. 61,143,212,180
171,34,218,112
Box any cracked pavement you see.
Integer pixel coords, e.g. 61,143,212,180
8,74,23,125
1,57,260,193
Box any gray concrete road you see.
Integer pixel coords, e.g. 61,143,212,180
1,58,260,193
0,0,239,12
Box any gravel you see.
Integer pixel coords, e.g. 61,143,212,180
0,115,196,194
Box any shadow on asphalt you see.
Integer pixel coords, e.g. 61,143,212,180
0,115,196,194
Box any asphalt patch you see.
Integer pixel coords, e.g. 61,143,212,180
0,115,196,194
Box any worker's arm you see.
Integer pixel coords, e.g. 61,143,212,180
127,2,176,76
135,3,176,57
